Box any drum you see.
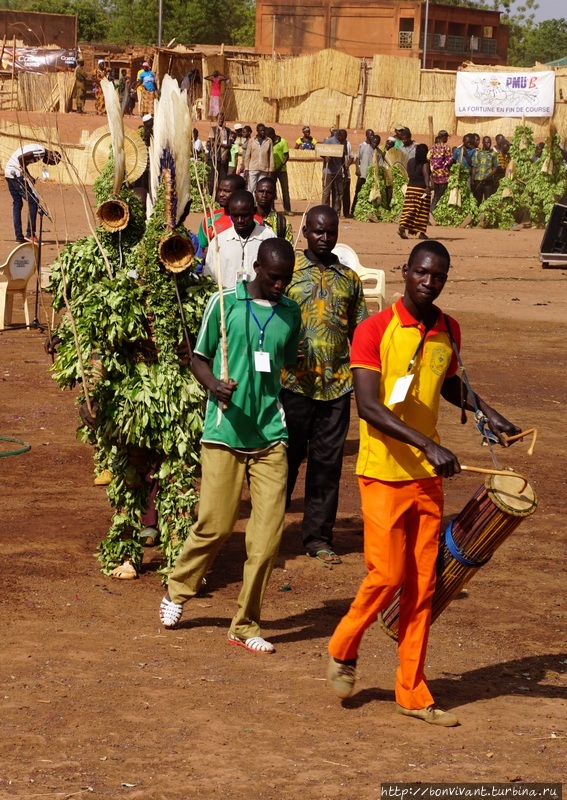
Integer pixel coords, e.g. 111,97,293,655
380,473,537,641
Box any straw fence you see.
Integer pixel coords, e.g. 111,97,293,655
4,50,566,137
202,50,567,138
19,73,75,113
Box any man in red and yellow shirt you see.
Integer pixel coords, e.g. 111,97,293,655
327,240,519,727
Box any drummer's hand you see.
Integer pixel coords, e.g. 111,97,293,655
79,398,99,430
423,441,461,478
44,333,61,355
485,411,521,447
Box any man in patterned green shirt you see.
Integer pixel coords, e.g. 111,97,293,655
471,136,498,205
281,206,368,564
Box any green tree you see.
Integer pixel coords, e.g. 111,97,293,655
518,19,567,66
106,0,255,46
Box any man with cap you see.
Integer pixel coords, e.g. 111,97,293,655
393,124,405,149
73,58,88,114
429,130,454,210
5,144,61,243
295,126,317,150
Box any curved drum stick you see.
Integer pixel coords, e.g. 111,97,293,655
461,465,528,493
502,428,537,456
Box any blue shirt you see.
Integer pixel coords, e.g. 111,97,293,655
139,70,156,92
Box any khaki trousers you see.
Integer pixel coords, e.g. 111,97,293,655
167,442,288,640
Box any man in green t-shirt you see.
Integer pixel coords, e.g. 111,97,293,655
159,239,301,654
267,127,292,215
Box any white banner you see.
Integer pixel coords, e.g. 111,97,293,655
455,71,555,117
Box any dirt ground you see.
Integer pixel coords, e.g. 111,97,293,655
0,110,566,800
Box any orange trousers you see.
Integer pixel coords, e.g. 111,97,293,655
328,475,443,709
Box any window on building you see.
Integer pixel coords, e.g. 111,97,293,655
399,17,414,49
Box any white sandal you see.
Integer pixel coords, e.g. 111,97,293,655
159,596,183,628
227,632,275,654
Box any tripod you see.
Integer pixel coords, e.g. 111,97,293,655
12,176,52,332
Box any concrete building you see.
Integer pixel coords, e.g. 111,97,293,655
255,0,508,69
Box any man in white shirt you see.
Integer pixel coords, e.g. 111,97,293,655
5,143,61,243
351,128,377,215
204,190,276,287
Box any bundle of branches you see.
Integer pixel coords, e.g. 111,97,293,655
508,125,535,186
477,126,567,230
479,124,536,228
353,163,408,223
478,177,518,229
190,159,212,209
353,164,388,221
433,162,479,227
525,133,567,228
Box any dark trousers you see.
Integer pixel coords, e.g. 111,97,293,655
322,171,345,216
276,170,291,212
351,176,366,215
281,389,351,554
472,178,495,205
7,177,37,240
431,182,447,211
342,177,351,217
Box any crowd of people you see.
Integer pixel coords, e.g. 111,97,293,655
73,57,158,117
148,147,518,725
38,76,527,728
158,187,519,724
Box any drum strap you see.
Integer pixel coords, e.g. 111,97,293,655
443,314,501,467
443,520,492,568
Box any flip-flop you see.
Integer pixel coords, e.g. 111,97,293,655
314,549,342,565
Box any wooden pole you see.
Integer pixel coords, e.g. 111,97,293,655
356,59,367,131
10,36,16,110
428,115,434,147
272,15,276,60
0,35,7,69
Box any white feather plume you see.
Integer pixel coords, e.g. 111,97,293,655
101,77,125,196
149,74,192,227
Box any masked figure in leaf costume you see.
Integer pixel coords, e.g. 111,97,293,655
49,77,216,580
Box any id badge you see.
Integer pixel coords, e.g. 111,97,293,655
254,351,271,373
236,269,246,283
387,374,414,406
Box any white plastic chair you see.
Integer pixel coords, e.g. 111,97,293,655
332,242,386,310
0,242,38,330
